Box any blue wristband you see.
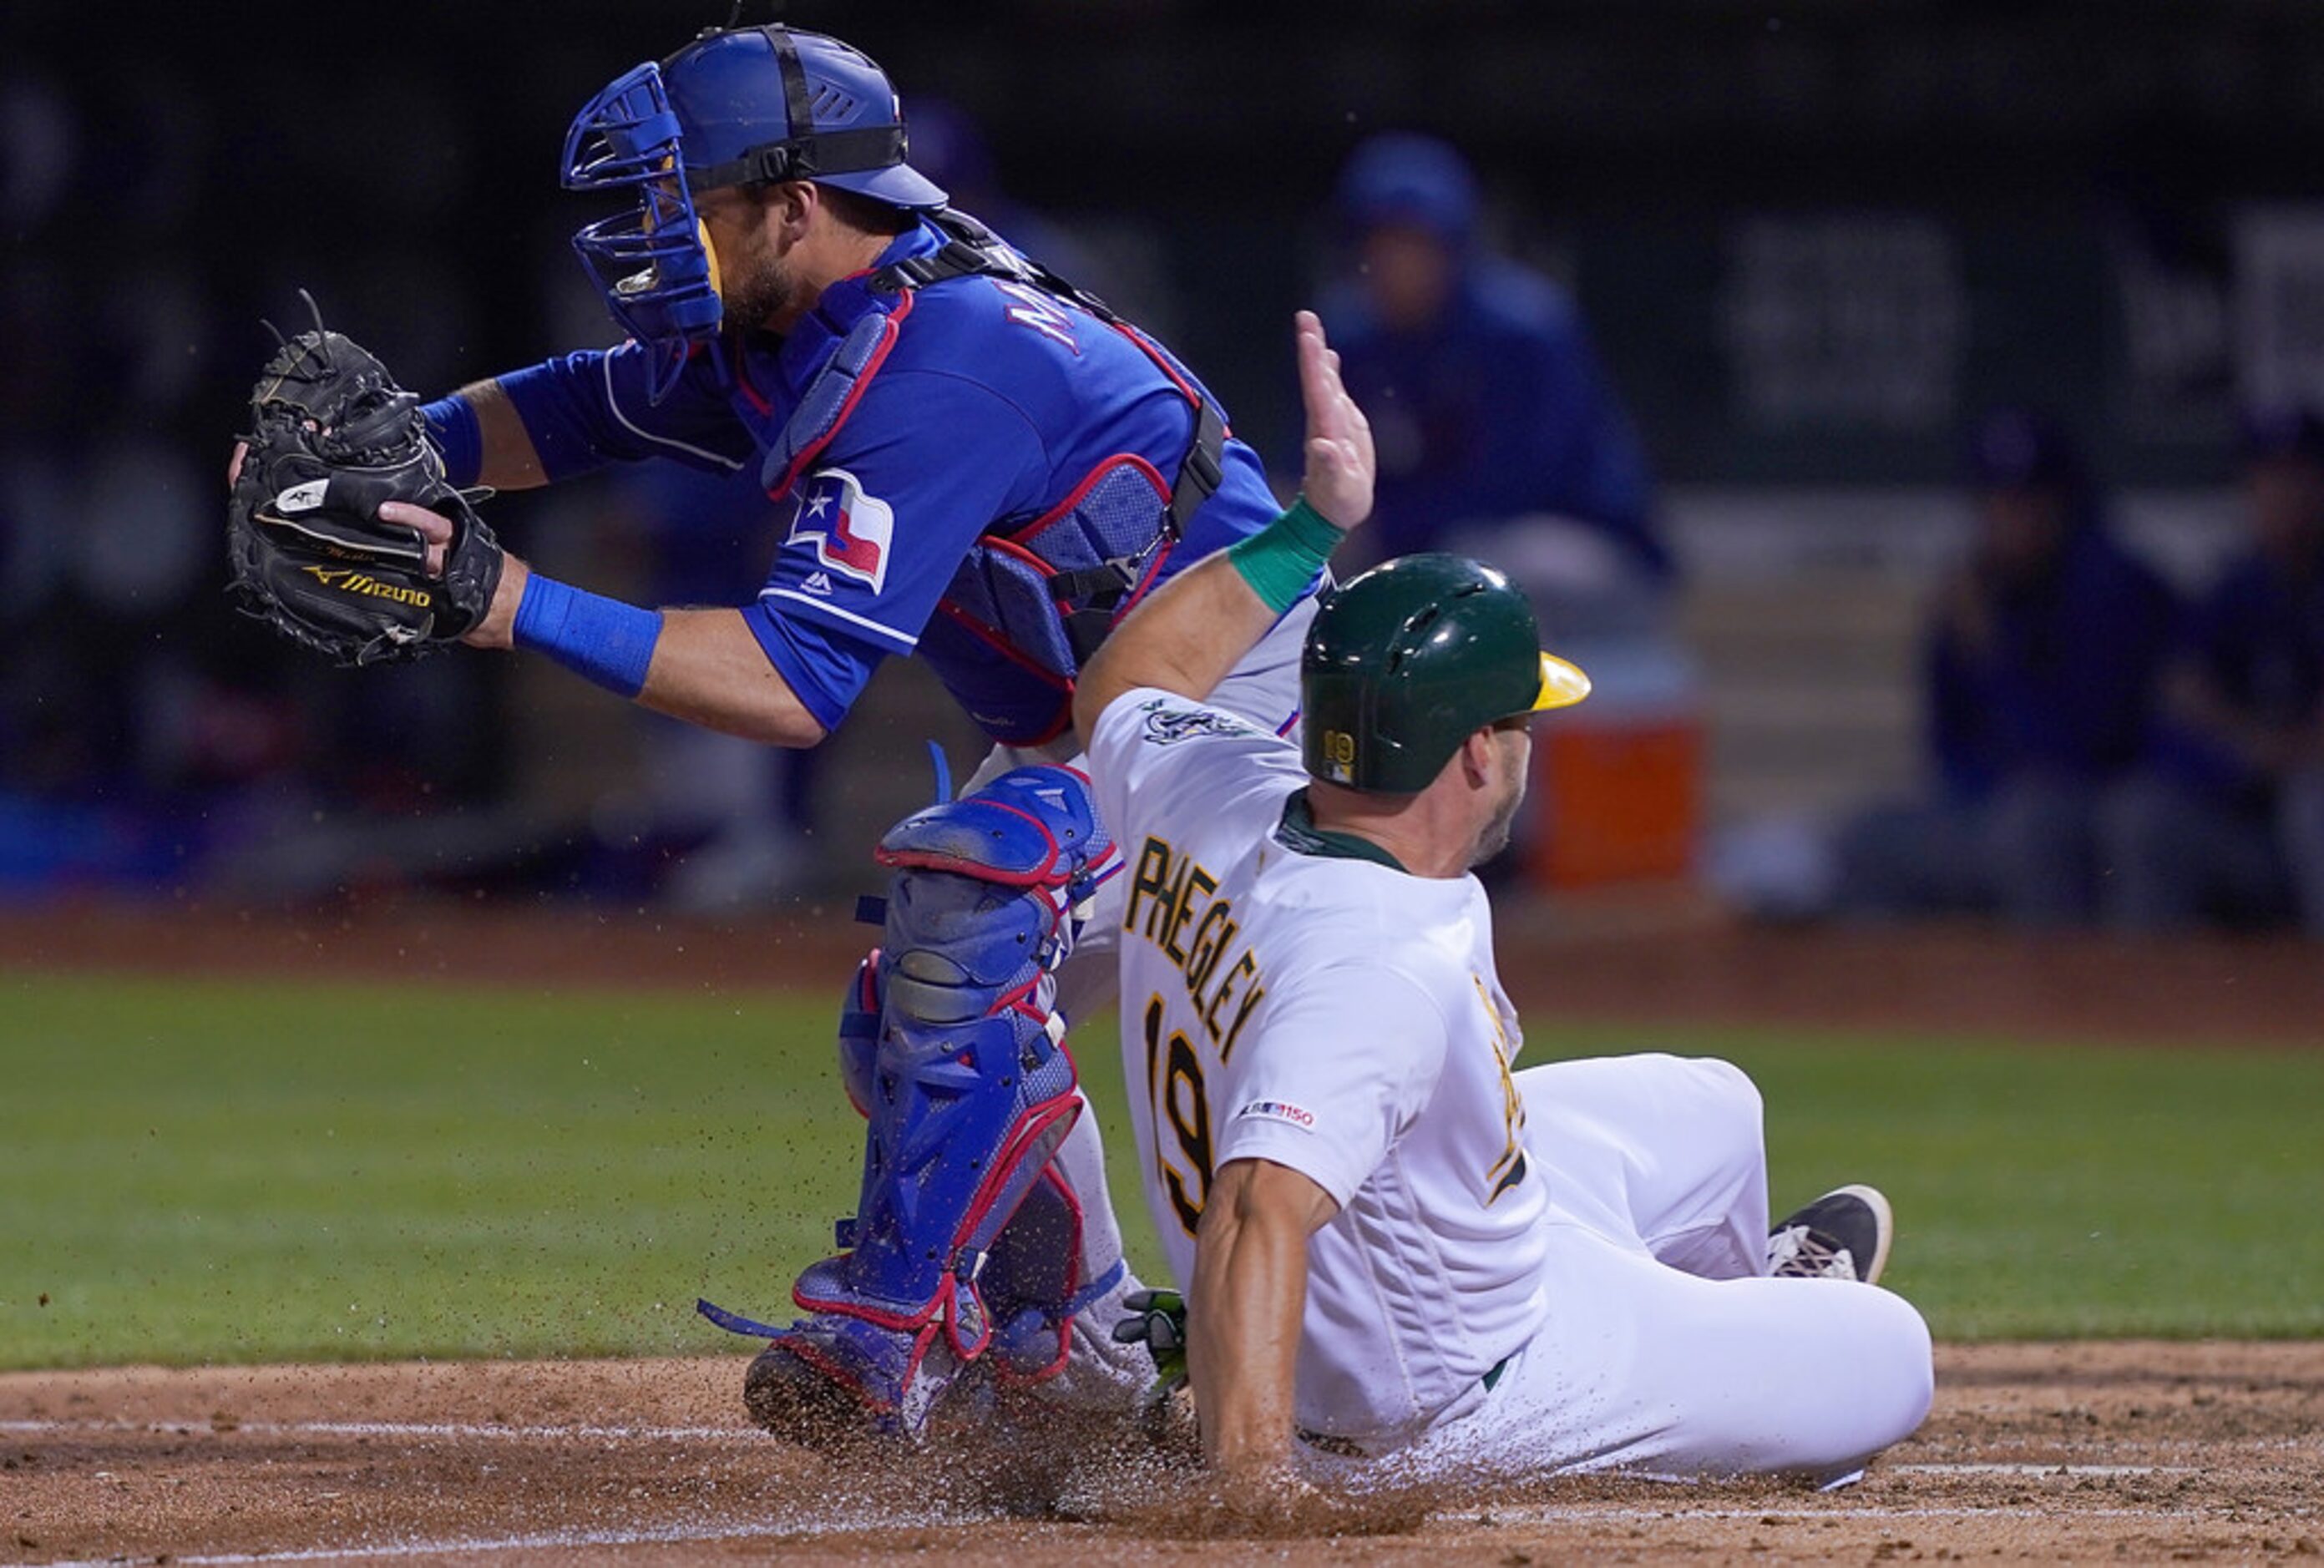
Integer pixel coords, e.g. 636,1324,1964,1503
421,395,483,489
512,575,662,700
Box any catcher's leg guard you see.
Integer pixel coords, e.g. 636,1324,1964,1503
835,953,880,1117
747,766,1112,1431
976,1161,1136,1386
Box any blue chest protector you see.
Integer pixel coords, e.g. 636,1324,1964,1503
757,210,1226,705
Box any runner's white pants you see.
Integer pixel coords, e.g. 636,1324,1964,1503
1365,1054,1934,1482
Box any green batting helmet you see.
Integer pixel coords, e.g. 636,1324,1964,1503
1301,553,1592,793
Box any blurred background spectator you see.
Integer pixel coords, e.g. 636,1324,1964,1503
1314,131,1695,890
2099,407,2324,934
1319,132,1668,603
905,99,1114,304
1830,412,2175,928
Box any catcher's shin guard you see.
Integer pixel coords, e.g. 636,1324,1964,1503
978,1163,1127,1385
761,766,1114,1428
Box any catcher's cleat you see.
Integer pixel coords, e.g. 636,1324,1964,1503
740,1314,951,1444
1768,1184,1894,1284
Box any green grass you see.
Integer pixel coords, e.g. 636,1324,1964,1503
1,973,2318,1368
1562,1024,2324,1340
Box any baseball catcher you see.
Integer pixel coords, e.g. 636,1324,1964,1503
226,293,503,666
237,17,1344,1439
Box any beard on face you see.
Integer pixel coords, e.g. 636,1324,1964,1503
721,247,795,336
1471,787,1521,867
1467,736,1531,869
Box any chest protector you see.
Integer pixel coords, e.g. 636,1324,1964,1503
756,210,1226,716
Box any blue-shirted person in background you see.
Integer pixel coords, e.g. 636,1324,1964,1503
1319,133,1668,595
2100,407,2324,934
372,21,1338,1438
1314,133,1687,883
1835,409,2177,928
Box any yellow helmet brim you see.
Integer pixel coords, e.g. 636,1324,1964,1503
1531,651,1592,711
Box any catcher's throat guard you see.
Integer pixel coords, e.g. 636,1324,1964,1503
772,766,1114,1420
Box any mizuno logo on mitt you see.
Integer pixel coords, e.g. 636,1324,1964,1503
301,566,432,609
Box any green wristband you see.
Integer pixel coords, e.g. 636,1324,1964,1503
1226,495,1343,614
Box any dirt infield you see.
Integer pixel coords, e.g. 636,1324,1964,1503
2,1343,2318,1565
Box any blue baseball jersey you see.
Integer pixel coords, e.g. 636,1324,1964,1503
484,219,1288,746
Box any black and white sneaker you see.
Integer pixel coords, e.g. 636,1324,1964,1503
1768,1184,1894,1284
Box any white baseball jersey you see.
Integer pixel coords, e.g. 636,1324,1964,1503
1088,687,1550,1448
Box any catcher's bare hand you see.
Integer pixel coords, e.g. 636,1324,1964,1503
377,500,453,581
1295,310,1375,531
380,500,527,649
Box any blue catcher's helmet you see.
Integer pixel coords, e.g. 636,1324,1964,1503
562,24,948,401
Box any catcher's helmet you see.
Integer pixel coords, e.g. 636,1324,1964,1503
656,27,945,209
562,24,945,401
1301,554,1591,793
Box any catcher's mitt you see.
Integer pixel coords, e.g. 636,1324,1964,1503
227,291,502,666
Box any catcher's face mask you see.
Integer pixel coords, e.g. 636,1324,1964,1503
562,63,727,405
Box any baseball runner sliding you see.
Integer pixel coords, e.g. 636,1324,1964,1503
1071,313,1933,1504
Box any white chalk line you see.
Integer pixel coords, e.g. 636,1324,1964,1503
6,1420,2279,1565
0,1417,745,1442
0,1420,2212,1476
28,1510,973,1568
24,1502,2269,1568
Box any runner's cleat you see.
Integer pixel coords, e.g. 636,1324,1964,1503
1768,1184,1894,1284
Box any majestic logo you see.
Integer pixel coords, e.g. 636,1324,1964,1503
801,571,835,596
301,565,431,609
1142,704,1259,746
1234,1100,1316,1132
787,468,894,594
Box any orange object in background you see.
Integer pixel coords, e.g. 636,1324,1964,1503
1528,716,1703,888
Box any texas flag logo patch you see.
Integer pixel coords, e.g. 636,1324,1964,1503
787,468,894,595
